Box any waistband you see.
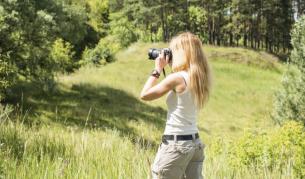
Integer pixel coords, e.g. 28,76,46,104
162,133,199,143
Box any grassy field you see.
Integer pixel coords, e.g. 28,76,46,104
0,43,288,178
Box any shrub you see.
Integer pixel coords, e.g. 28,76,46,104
50,38,75,73
227,121,305,178
79,36,118,66
0,1,90,94
273,15,305,125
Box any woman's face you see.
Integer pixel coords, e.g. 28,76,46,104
170,48,184,68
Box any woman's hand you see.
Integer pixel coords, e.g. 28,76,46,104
155,50,169,73
141,50,177,101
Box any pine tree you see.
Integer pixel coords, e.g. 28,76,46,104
273,15,305,125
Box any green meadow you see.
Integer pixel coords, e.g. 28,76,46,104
1,43,295,178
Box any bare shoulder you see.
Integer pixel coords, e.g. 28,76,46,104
164,72,184,83
163,72,186,90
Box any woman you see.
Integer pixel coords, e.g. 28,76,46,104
140,32,212,179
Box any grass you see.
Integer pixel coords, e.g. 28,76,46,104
0,42,290,178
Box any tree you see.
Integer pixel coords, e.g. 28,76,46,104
0,0,95,97
294,0,305,19
105,0,296,52
188,6,208,42
273,15,305,125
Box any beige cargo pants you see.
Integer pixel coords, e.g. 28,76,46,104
151,137,205,179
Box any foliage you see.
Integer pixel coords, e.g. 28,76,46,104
0,0,114,99
86,0,109,36
107,0,302,53
273,15,305,125
0,0,303,100
188,6,208,42
0,57,16,101
80,37,118,66
50,38,75,73
227,121,305,178
109,12,138,48
55,2,88,48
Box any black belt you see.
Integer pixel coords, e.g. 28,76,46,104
162,133,199,141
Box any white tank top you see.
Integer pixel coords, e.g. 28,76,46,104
164,70,199,135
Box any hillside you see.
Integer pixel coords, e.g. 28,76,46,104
1,43,284,178
60,42,282,140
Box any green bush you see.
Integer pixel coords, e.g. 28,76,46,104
79,36,118,66
50,38,75,72
0,0,92,95
273,15,305,125
227,121,305,178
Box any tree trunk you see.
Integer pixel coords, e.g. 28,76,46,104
244,33,247,47
229,32,233,46
160,0,166,42
185,0,190,31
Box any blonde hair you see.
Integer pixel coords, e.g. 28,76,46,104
169,32,212,109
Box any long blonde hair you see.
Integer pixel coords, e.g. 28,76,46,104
169,32,212,109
